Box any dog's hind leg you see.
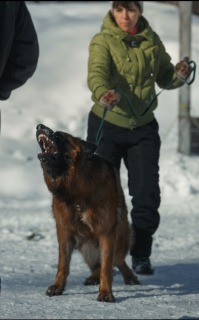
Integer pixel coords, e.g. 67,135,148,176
116,261,140,285
84,267,100,285
80,240,101,285
113,242,139,285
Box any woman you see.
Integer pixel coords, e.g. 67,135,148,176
86,1,191,275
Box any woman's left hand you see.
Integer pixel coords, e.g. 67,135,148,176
175,57,191,82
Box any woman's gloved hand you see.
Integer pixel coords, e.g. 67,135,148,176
99,90,121,110
175,56,191,82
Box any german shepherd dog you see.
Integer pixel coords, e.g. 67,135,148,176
36,124,139,302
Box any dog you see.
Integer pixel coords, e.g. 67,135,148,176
36,124,139,303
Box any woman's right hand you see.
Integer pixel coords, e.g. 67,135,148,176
99,90,121,110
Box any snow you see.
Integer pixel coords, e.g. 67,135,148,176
0,1,199,319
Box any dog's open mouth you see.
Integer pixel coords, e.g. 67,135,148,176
38,134,57,156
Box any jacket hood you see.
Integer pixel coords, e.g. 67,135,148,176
101,10,155,43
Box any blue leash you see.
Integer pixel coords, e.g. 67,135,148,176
95,60,196,146
95,108,107,146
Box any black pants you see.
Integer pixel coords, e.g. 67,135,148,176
87,111,161,258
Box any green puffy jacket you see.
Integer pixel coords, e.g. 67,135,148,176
88,11,184,129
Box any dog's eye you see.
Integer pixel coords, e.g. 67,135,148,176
54,132,68,141
54,134,63,140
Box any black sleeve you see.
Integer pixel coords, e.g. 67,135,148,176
0,1,39,100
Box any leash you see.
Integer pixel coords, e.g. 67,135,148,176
95,108,107,146
95,60,196,146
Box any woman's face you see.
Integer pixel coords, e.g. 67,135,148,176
112,2,141,32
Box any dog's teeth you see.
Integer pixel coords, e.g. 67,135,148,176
38,133,57,155
38,134,44,142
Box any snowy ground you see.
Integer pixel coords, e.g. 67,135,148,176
0,2,199,319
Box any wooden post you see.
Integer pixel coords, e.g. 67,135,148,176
178,1,192,155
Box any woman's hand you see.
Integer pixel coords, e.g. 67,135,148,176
99,90,121,110
175,57,191,82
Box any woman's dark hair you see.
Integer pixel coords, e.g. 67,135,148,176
112,1,141,11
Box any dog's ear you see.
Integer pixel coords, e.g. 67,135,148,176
81,140,97,159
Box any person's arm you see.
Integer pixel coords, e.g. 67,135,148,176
87,34,112,102
0,1,39,100
155,34,184,90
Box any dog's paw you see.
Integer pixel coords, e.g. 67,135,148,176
125,275,140,285
46,285,64,297
97,291,115,303
84,277,100,286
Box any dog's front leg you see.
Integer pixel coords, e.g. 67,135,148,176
98,234,115,303
46,224,74,297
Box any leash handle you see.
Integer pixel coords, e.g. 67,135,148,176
185,60,196,85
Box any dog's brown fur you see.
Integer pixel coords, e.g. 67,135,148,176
36,124,139,302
